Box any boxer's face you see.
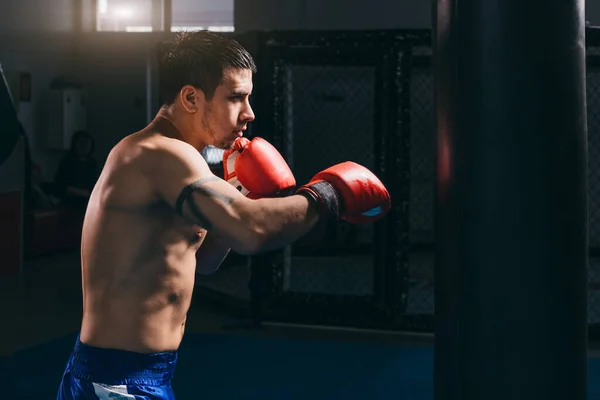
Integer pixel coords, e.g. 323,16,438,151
199,68,255,149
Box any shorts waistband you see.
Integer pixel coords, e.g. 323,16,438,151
68,335,178,385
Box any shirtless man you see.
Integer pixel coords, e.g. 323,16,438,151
56,30,391,400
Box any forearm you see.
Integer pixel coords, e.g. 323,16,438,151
195,233,231,275
163,168,322,256
240,194,321,254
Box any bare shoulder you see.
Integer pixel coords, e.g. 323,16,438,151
96,132,207,208
140,134,210,177
103,132,206,175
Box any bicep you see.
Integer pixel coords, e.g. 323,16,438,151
173,176,246,231
173,177,262,252
151,145,256,249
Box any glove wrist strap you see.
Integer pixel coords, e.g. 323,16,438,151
297,181,341,219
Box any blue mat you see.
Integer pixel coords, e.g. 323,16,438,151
0,333,598,399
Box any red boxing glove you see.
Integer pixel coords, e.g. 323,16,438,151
222,137,250,192
223,137,296,199
296,161,391,223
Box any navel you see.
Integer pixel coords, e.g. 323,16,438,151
168,293,180,304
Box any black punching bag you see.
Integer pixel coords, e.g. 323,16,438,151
433,0,588,399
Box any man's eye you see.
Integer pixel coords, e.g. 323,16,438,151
230,96,243,102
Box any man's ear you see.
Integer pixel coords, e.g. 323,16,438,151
179,85,205,113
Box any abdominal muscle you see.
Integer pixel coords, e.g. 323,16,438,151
79,207,201,354
79,269,194,354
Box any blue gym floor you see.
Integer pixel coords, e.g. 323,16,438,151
0,332,598,399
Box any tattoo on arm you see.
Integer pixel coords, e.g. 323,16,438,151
175,177,234,229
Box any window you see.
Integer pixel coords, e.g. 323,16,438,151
171,0,234,32
95,0,234,32
96,0,157,32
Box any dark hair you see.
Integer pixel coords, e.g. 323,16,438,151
159,31,257,105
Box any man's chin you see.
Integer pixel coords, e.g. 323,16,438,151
214,142,233,150
215,139,237,150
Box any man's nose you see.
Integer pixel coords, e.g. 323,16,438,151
241,103,255,122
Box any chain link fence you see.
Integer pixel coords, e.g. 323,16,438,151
177,28,600,336
280,64,377,299
253,33,403,328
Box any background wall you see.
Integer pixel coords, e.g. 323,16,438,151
235,0,600,31
0,0,598,180
0,0,76,179
0,1,169,177
72,33,164,160
0,0,76,33
0,32,77,179
234,0,431,31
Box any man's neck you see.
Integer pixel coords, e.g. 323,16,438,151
153,108,206,151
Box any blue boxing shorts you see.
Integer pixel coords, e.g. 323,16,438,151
56,335,178,400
